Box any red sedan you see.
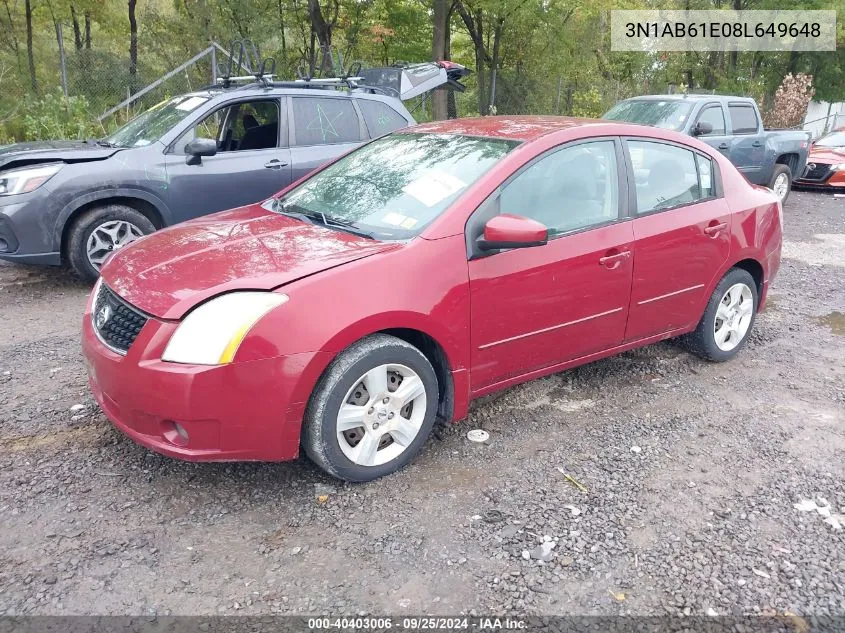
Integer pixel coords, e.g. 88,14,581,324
82,116,783,481
794,129,845,190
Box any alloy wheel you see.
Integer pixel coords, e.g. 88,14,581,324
86,220,145,269
772,172,789,202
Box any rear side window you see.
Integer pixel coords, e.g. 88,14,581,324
359,100,409,138
696,105,726,136
292,97,361,146
728,104,758,134
628,140,713,213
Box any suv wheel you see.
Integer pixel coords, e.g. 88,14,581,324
769,164,792,204
67,205,156,281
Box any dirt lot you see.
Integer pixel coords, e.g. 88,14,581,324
0,191,843,617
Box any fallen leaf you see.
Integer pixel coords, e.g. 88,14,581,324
317,495,328,504
608,590,625,602
752,568,771,579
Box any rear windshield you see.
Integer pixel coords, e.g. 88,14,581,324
815,131,845,147
275,132,520,239
604,99,694,131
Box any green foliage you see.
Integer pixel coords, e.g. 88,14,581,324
9,90,103,141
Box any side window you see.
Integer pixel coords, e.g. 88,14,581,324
628,141,706,213
358,100,408,138
173,100,279,154
696,106,726,136
696,154,715,198
292,97,361,146
728,104,759,135
499,140,619,236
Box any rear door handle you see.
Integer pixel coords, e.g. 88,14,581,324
704,222,727,236
717,143,729,150
599,250,631,269
751,140,763,147
264,159,288,169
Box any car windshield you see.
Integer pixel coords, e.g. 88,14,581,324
274,132,520,239
815,131,845,148
105,94,211,148
604,99,694,131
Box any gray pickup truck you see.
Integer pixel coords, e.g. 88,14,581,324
604,94,811,203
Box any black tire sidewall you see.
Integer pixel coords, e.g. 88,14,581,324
769,164,791,205
303,335,439,482
67,205,156,282
694,268,758,362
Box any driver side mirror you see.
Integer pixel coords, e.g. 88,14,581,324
692,121,713,136
477,214,548,251
184,137,218,165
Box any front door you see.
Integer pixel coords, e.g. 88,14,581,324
623,138,731,341
164,97,292,223
468,138,634,392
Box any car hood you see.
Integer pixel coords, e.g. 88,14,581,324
101,204,401,320
806,147,845,164
0,140,121,170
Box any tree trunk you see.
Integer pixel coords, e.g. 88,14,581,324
489,17,503,113
71,5,83,50
128,0,138,93
308,0,334,75
2,0,23,74
25,0,36,92
278,0,287,57
431,0,450,120
85,11,92,48
455,2,489,115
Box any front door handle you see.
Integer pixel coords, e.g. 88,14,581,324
751,140,763,147
717,143,729,150
599,250,631,269
704,222,728,236
264,159,289,170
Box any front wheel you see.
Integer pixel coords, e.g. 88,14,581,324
769,164,792,204
684,268,758,362
66,204,156,281
302,334,439,482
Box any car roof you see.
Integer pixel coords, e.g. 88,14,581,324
622,94,756,104
411,116,611,142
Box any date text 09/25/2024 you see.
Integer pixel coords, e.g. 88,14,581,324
307,617,527,630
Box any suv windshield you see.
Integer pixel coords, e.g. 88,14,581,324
815,131,845,148
105,94,211,148
274,132,520,239
604,99,694,131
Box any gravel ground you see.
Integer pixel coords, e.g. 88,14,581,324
0,191,843,617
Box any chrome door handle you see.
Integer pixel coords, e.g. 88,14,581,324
704,222,727,236
718,143,729,150
264,159,288,169
599,250,631,268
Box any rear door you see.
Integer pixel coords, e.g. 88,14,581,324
288,95,366,182
163,97,292,222
624,138,731,341
467,138,634,391
726,102,767,184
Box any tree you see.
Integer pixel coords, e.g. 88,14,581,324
128,0,137,93
24,0,36,91
431,0,451,119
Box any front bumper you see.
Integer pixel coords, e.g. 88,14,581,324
795,166,845,190
82,304,322,462
0,189,62,265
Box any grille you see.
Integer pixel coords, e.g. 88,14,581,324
92,283,148,354
802,163,833,182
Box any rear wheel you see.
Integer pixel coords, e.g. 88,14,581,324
684,268,758,362
66,204,156,281
769,164,792,204
302,334,439,482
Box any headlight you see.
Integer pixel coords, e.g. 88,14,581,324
162,292,289,365
831,163,845,172
0,163,63,196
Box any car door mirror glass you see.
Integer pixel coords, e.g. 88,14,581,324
478,214,548,251
184,137,217,165
693,121,713,136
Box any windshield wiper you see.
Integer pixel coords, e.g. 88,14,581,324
273,199,375,239
95,139,118,148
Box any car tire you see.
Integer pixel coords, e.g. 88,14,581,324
769,164,792,204
67,205,156,282
683,268,758,362
302,333,439,482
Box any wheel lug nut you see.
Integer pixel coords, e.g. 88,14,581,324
382,397,389,404
372,422,379,429
367,407,374,414
388,412,394,419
